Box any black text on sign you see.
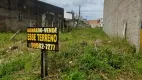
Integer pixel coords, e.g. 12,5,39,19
27,27,59,51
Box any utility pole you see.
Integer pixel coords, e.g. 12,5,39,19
77,5,81,27
79,5,81,19
86,15,88,20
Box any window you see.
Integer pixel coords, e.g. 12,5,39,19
18,12,23,21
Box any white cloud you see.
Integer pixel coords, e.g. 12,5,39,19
39,0,104,20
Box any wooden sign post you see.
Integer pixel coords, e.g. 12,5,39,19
41,13,48,79
27,27,59,79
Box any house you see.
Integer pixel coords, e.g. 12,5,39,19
103,0,141,52
0,0,64,32
87,20,101,28
63,11,74,32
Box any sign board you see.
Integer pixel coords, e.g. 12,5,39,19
27,27,59,51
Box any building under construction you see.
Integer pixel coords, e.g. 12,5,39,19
0,0,64,32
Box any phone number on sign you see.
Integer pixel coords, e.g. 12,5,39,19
28,42,56,50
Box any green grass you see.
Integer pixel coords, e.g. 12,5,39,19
0,27,142,80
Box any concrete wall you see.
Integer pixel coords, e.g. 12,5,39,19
0,8,8,32
0,0,64,32
90,24,100,28
0,7,36,32
103,0,141,51
7,11,32,32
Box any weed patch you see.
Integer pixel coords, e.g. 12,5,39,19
0,28,142,79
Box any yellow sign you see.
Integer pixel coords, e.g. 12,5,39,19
27,27,59,51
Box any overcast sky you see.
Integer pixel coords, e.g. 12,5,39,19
39,0,104,20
